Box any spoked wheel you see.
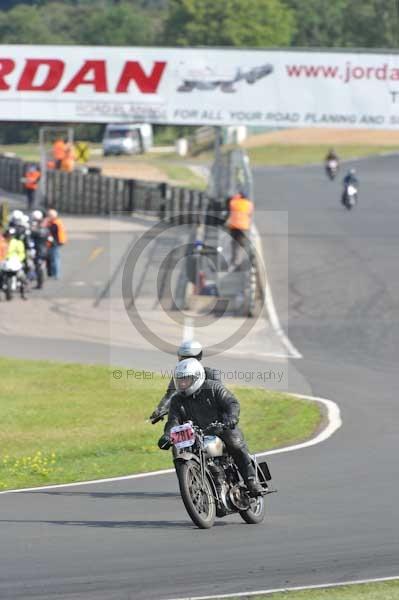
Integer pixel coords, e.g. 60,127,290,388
6,277,13,301
36,264,45,289
177,460,216,529
239,494,265,524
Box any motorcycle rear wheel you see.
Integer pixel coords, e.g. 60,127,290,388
239,495,265,524
177,461,216,529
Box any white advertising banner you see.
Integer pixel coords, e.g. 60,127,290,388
2,45,399,127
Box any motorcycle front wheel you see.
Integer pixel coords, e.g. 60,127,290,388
176,460,216,529
5,277,13,301
239,495,265,525
36,263,45,289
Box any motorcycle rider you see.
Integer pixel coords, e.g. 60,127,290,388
325,148,339,163
342,168,358,206
30,210,49,288
10,212,36,281
149,340,220,423
159,358,265,496
8,209,25,229
343,167,358,187
1,228,27,299
325,148,339,179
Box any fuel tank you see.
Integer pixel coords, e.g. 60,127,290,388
203,435,225,457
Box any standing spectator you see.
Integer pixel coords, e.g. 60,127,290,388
22,165,41,211
61,143,76,173
226,190,254,268
53,138,66,169
46,209,67,280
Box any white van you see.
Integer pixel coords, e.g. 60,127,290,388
102,123,153,156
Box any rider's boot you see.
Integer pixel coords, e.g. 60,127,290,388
246,476,264,496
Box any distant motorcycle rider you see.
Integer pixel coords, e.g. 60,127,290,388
342,168,359,207
159,358,265,496
325,148,339,180
343,168,358,187
149,340,220,423
325,148,339,163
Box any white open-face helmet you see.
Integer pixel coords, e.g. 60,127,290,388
174,358,205,397
32,210,44,222
177,340,203,361
10,209,24,224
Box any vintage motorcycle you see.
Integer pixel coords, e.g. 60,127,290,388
342,183,358,210
325,158,339,180
0,256,26,300
170,420,273,529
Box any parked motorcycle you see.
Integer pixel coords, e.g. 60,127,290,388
0,256,26,300
326,158,339,180
342,184,358,210
170,421,273,529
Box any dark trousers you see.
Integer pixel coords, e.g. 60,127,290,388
230,228,248,266
25,189,35,211
220,427,256,483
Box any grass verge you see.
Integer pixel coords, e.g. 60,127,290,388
0,143,39,161
0,357,322,491
244,144,399,166
152,159,206,189
211,580,399,600
0,144,206,189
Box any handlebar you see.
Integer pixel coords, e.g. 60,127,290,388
202,421,227,434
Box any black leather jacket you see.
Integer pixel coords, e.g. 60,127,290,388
343,174,358,187
165,379,240,435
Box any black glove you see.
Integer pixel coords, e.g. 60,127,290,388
158,434,172,450
150,409,163,423
224,416,238,430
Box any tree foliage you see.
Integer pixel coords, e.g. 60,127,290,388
163,0,295,47
342,0,399,48
0,0,398,48
0,1,155,45
284,0,399,48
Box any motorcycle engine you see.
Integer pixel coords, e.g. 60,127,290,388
229,484,250,510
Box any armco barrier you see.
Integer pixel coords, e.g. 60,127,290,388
0,156,29,195
0,155,205,218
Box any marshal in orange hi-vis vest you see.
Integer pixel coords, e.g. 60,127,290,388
24,168,41,190
228,195,254,231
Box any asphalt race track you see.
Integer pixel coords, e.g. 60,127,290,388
1,155,398,599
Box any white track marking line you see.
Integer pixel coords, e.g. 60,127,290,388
256,393,342,457
0,468,175,495
164,575,399,600
253,224,302,360
183,316,193,342
0,393,340,495
253,151,399,173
